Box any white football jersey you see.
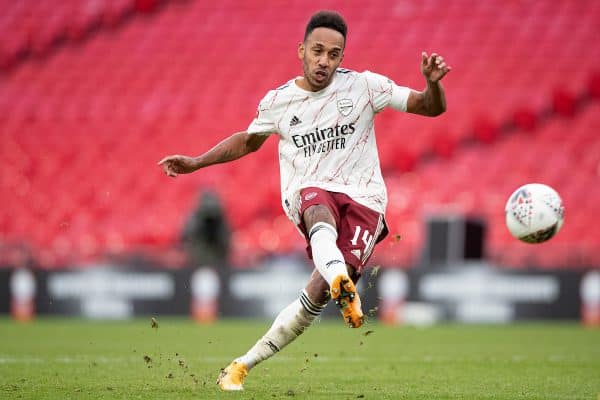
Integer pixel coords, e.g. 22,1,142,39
247,69,410,225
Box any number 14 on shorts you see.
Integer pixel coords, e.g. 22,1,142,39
350,225,372,247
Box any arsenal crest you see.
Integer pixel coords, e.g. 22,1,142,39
337,99,354,116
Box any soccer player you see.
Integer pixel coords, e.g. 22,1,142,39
158,10,450,391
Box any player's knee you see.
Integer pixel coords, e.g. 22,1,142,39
308,221,337,242
304,277,330,306
308,290,329,308
303,204,336,231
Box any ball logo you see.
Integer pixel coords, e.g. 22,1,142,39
505,183,565,244
304,192,317,201
509,188,533,226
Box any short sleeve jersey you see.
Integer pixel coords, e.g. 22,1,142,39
247,69,410,225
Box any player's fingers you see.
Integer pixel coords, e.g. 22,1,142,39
423,56,430,68
421,51,428,64
162,161,175,172
164,165,178,177
157,156,174,165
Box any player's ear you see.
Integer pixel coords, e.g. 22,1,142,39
298,42,305,60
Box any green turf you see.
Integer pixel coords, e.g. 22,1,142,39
0,318,598,399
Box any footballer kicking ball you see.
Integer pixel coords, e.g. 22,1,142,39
505,183,565,243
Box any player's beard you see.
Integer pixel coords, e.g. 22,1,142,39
302,59,333,91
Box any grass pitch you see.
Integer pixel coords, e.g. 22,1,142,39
0,318,599,399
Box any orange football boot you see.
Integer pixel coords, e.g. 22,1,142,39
330,275,364,328
217,361,248,391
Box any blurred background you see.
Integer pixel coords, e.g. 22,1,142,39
1,0,599,325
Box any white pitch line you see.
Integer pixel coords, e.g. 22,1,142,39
0,355,135,364
0,355,371,364
0,357,43,364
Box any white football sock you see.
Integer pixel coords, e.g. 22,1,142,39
309,222,348,285
234,291,324,370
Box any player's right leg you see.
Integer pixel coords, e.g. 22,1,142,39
303,202,364,328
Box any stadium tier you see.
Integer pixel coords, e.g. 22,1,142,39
0,0,164,69
1,0,599,268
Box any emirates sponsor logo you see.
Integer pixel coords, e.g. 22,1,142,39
291,122,356,157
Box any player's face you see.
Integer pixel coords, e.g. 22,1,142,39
298,27,345,91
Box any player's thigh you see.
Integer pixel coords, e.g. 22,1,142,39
298,187,340,233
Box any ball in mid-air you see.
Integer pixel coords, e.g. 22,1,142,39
505,183,565,243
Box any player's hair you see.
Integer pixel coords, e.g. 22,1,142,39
304,11,347,42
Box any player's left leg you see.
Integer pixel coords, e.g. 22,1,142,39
217,270,329,391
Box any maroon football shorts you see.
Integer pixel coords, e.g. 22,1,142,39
297,187,388,278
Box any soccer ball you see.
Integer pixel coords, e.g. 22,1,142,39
504,183,565,244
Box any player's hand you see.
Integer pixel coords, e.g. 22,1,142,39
157,155,199,177
421,52,451,83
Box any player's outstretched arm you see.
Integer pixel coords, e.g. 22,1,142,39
158,131,269,177
406,52,451,117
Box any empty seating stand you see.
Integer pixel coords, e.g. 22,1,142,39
0,0,598,268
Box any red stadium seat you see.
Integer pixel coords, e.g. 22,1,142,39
588,71,600,100
552,89,577,117
472,116,500,144
512,108,538,132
